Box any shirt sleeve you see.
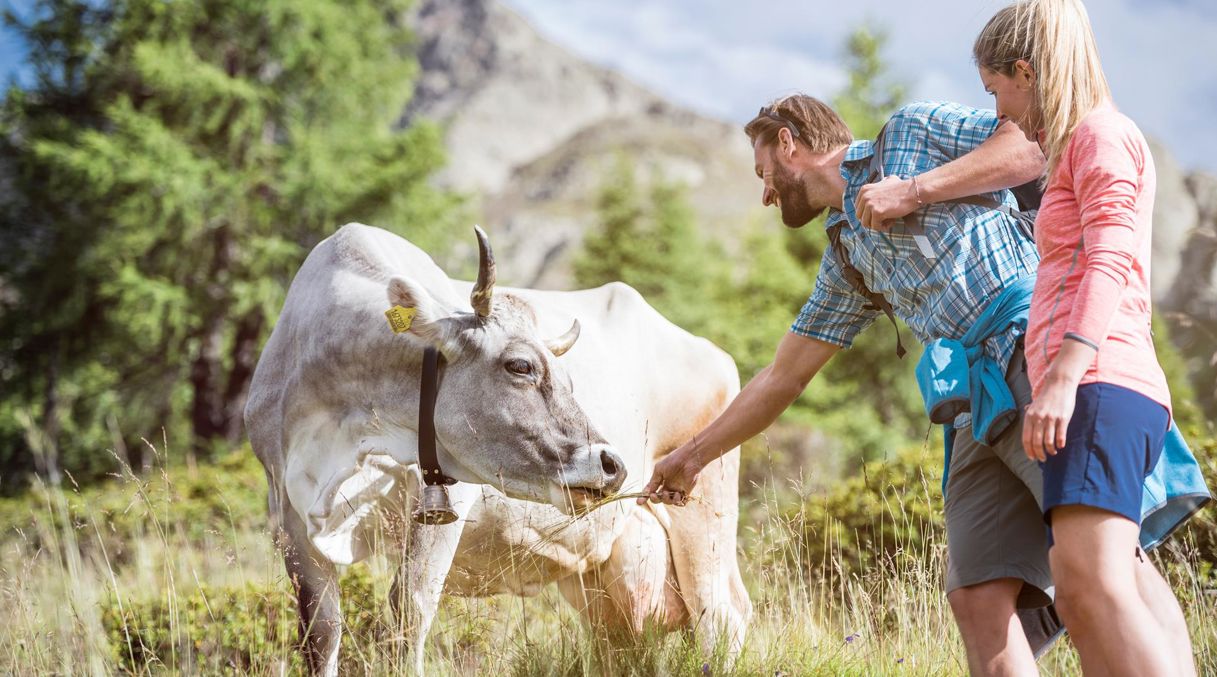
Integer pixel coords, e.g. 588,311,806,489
790,244,879,348
1063,120,1146,347
889,101,1001,163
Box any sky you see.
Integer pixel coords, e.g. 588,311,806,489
503,0,1217,175
1,0,1213,173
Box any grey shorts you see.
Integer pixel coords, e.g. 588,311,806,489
944,345,1054,608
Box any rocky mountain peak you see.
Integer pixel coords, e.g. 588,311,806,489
404,0,673,195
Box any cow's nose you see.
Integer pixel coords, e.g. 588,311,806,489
595,444,626,493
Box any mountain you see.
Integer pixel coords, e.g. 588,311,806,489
403,0,759,288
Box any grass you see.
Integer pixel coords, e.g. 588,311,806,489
0,437,1213,675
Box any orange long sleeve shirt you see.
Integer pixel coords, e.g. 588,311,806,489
1026,103,1171,417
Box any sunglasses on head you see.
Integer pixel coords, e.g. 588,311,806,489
758,107,801,138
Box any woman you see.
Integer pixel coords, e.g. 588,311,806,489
974,1,1196,674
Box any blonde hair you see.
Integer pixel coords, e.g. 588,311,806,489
744,93,852,153
974,0,1111,177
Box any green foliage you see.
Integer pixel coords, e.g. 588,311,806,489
1154,313,1203,429
1163,309,1217,425
101,565,378,673
574,158,726,333
0,446,267,561
832,25,907,141
0,0,459,489
785,446,944,582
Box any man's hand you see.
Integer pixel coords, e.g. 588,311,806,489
855,175,919,230
635,334,839,507
638,443,702,507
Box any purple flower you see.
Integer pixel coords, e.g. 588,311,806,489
897,658,905,664
702,662,711,675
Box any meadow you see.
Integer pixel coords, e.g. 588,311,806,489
3,433,1214,676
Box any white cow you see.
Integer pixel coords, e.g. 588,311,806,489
245,224,751,674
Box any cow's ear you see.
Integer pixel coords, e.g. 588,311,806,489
386,276,453,343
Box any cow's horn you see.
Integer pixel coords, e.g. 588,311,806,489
471,225,495,318
545,319,581,357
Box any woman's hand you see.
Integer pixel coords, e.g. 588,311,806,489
1022,337,1095,462
1022,376,1078,462
855,176,919,230
638,442,704,507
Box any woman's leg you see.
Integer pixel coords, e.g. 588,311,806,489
1049,505,1180,676
1135,552,1196,676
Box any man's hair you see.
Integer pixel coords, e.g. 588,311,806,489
744,94,852,153
973,0,1110,177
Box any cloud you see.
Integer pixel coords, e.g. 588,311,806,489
506,0,1217,173
507,1,847,122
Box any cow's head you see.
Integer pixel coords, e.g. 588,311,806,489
386,227,625,514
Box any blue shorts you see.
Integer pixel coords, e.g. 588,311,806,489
1042,382,1168,530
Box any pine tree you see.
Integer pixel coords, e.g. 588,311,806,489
0,0,457,487
832,25,907,142
574,158,647,292
574,157,723,333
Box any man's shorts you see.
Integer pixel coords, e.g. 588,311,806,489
944,345,1053,608
1042,382,1168,530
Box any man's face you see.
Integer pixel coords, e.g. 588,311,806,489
754,139,824,228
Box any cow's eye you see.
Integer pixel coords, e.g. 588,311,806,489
505,359,534,376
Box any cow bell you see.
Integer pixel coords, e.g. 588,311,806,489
413,484,458,525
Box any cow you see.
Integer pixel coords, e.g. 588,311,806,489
245,223,751,675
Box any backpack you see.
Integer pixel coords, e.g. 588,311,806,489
826,123,1042,358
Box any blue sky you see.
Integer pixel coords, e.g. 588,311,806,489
504,0,1217,175
2,0,1214,173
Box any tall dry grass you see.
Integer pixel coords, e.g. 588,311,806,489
0,438,1212,675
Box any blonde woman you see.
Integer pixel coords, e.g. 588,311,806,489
974,0,1195,674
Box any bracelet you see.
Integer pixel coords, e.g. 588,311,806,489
911,175,925,207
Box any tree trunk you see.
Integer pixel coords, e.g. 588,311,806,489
222,310,265,445
190,226,234,455
35,346,64,486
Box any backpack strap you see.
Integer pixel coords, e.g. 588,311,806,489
826,219,907,359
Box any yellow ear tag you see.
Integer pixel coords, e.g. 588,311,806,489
385,305,417,334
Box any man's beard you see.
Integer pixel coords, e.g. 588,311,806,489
772,161,824,228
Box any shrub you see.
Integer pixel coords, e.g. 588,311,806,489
0,447,268,564
783,446,945,583
102,565,379,673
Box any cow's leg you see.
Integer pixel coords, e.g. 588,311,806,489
663,447,752,660
389,481,479,674
279,502,342,677
558,505,688,644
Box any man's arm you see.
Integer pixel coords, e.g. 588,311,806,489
639,332,839,505
855,120,1044,230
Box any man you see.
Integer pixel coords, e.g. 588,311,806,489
640,94,1051,675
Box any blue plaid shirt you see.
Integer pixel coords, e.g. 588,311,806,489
791,101,1039,371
